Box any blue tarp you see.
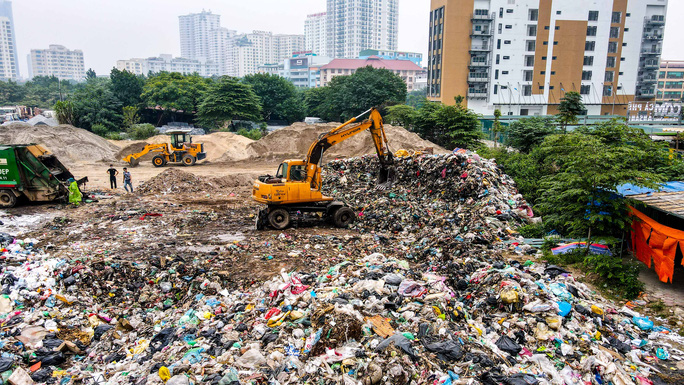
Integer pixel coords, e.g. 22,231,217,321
616,181,684,197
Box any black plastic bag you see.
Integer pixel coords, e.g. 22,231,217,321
423,339,464,361
43,338,64,350
375,333,417,361
506,373,540,385
544,265,569,278
262,332,278,345
93,324,114,341
0,356,14,372
495,335,522,356
31,367,53,382
150,327,176,352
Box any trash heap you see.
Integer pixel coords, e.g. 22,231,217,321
0,150,682,384
138,169,216,195
322,151,536,260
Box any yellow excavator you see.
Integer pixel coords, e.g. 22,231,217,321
253,108,394,230
122,130,206,167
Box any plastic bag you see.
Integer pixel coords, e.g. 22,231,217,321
397,280,427,298
495,335,521,355
423,339,464,361
633,316,654,331
375,333,417,360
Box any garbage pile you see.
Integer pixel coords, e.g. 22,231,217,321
138,168,216,195
322,151,536,260
1,231,682,384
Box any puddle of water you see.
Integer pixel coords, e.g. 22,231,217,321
0,210,56,236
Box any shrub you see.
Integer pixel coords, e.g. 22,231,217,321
128,123,157,140
91,124,109,137
237,128,263,140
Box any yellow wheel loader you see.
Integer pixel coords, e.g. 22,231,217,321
122,130,206,167
252,108,395,230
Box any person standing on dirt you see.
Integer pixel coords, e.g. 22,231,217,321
67,177,82,206
107,164,119,189
123,168,133,193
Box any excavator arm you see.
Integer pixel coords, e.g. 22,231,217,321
122,144,169,166
305,108,394,189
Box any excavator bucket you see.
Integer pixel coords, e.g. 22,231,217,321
377,165,396,190
128,158,140,167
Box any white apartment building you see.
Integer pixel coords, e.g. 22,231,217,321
233,31,305,77
428,0,668,117
179,10,221,61
326,0,399,58
305,12,328,56
28,45,85,81
116,55,218,77
0,1,18,80
210,28,237,76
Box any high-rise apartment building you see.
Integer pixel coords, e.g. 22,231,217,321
428,0,668,116
233,31,305,77
28,45,85,81
326,0,398,58
305,12,328,56
179,11,221,61
0,0,18,80
210,28,238,76
656,60,684,102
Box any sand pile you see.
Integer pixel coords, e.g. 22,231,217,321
0,123,120,165
244,122,446,161
113,132,255,163
137,168,214,194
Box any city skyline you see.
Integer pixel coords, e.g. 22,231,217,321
7,0,684,80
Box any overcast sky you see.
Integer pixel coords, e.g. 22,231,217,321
11,0,683,78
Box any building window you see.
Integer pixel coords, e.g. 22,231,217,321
504,40,512,44
499,8,504,17
587,26,597,36
496,54,500,64
542,56,547,60
525,55,534,66
539,85,545,90
502,71,509,74
524,70,533,81
610,27,620,38
605,71,614,82
527,25,537,36
543,41,548,45
497,39,501,49
495,69,499,79
498,23,503,33
507,9,514,13
505,25,513,29
494,84,498,94
667,71,684,79
665,81,684,89
582,71,592,80
580,85,591,95
603,85,612,96
585,41,595,51
523,85,532,96
606,57,616,68
588,11,599,21
608,42,618,53
526,40,536,51
529,9,538,21
612,11,622,24
474,9,489,16
556,11,561,15
583,56,594,66
503,56,510,59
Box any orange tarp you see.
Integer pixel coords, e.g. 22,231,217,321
630,207,684,283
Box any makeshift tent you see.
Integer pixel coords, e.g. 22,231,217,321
630,207,684,283
552,242,612,256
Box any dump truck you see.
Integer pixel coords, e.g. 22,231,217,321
0,144,88,208
122,130,206,167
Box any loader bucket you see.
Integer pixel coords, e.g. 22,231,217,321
129,158,140,167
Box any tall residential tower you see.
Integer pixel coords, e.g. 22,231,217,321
326,0,399,58
0,0,18,80
179,10,221,61
427,0,668,116
28,45,85,81
305,12,328,55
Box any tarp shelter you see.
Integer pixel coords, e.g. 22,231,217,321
618,181,684,283
552,242,612,256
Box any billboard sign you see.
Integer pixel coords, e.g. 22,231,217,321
628,101,682,123
289,58,309,69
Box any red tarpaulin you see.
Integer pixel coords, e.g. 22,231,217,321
630,207,684,283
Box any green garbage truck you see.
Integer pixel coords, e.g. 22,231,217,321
0,144,88,208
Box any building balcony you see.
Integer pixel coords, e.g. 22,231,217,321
643,34,663,41
469,61,489,67
640,49,662,55
470,30,493,37
643,62,660,69
467,91,488,99
472,13,495,21
469,46,491,53
639,77,657,83
644,16,665,26
468,76,489,83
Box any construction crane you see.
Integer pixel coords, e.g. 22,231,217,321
252,108,394,230
122,130,206,167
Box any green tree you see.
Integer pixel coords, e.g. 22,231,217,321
557,91,585,132
242,73,303,123
141,72,211,115
505,116,560,153
492,109,502,148
317,66,407,121
197,76,262,130
72,78,122,132
537,130,663,245
406,89,427,108
303,87,332,118
385,104,415,128
86,68,97,81
412,102,483,150
0,80,25,104
110,68,145,107
54,100,75,125
128,123,157,140
122,106,140,129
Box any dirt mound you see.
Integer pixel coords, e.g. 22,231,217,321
209,173,259,189
112,132,255,164
245,122,446,161
0,123,120,165
137,168,214,194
